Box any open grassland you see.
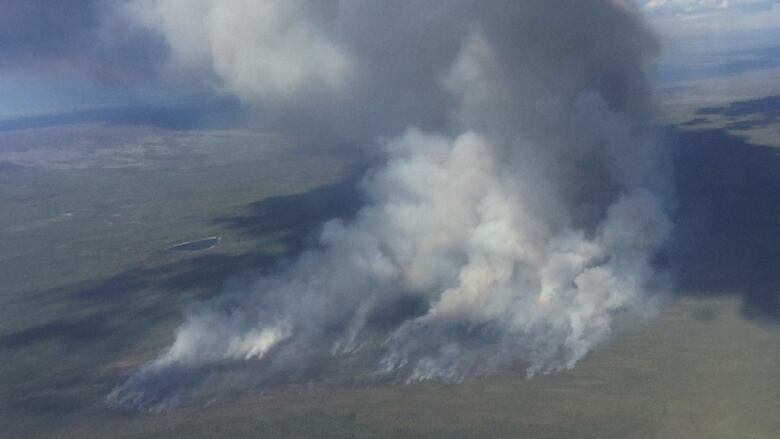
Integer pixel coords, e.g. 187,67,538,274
1,109,779,438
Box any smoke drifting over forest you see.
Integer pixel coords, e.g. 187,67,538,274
108,0,674,411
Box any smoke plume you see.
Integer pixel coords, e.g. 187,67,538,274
109,0,673,411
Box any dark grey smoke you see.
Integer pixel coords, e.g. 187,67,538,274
107,0,674,411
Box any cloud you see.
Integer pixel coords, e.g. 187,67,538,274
640,0,779,34
642,0,774,14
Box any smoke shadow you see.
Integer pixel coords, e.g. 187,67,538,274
212,173,365,249
669,111,780,321
0,313,117,351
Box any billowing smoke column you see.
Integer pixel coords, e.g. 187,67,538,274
110,0,673,410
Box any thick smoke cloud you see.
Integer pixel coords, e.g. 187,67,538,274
125,0,354,101
109,0,674,411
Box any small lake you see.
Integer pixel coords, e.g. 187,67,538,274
169,237,220,252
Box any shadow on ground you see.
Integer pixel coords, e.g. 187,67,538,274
213,173,365,249
670,102,780,320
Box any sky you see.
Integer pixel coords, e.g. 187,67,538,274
641,0,780,38
0,0,777,119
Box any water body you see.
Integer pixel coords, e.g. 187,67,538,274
169,237,220,252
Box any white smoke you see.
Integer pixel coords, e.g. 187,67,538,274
126,0,354,102
109,0,673,411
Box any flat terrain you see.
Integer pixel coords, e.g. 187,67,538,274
1,93,779,437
